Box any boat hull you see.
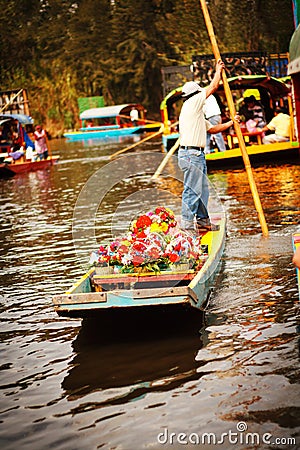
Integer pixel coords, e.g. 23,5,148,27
64,123,161,140
0,156,59,177
53,213,226,317
64,127,141,140
162,134,300,168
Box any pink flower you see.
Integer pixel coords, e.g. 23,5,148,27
132,255,145,266
148,248,161,259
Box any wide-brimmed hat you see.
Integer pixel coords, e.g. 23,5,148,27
181,81,202,97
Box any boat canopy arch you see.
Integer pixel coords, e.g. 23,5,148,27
80,104,145,120
217,75,289,98
0,113,34,125
216,75,290,122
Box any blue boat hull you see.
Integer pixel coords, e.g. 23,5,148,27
64,126,141,140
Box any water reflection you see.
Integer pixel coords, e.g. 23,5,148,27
62,308,204,405
1,137,300,449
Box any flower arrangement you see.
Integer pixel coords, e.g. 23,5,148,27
130,206,177,237
90,207,205,274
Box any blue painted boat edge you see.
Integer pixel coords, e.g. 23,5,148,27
189,215,226,308
64,126,141,140
53,293,194,312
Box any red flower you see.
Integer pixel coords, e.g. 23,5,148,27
136,215,152,230
174,243,182,252
169,253,180,263
132,241,146,252
136,230,147,239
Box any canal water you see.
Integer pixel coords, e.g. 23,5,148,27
0,137,299,449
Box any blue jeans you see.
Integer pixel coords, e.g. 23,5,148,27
178,148,210,230
205,115,226,153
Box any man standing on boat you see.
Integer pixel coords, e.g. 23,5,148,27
34,125,49,160
178,59,236,235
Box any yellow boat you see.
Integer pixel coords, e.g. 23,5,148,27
160,75,300,167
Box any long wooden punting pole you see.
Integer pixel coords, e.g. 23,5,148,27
200,0,269,237
152,137,180,180
109,125,164,160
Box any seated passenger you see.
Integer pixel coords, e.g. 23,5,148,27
11,131,23,151
239,95,266,132
261,107,290,144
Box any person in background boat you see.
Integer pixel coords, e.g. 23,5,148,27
11,130,23,151
130,107,139,126
178,59,239,235
239,95,266,132
203,94,227,153
293,245,300,269
34,125,49,160
261,107,291,144
0,124,10,146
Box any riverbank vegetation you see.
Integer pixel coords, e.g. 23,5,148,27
0,0,295,136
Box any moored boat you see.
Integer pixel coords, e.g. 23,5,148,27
53,209,226,318
160,75,300,167
0,113,59,177
64,103,162,140
0,89,60,177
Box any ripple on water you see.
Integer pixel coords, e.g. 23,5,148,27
0,150,299,449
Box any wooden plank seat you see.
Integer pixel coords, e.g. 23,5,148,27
93,270,194,284
92,271,196,291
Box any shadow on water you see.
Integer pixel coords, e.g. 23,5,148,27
62,306,206,405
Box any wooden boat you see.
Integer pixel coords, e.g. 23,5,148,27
0,155,60,177
0,89,60,177
0,113,59,177
64,103,162,140
292,233,300,301
160,75,300,166
52,211,226,318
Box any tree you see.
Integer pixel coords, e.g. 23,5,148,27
0,0,295,135
108,0,174,112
